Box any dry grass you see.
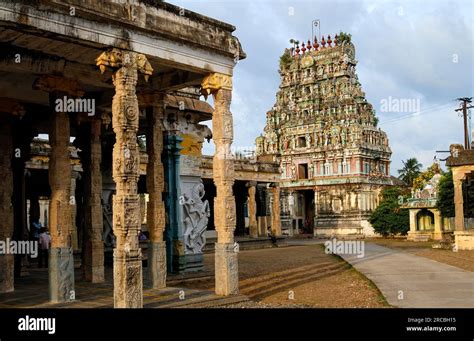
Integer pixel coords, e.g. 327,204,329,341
415,249,474,272
366,237,432,251
367,237,474,273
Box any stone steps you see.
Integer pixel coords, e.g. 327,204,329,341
239,261,335,289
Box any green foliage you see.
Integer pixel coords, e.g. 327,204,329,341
369,187,410,237
279,48,292,71
437,170,455,218
338,31,352,44
398,158,422,187
412,163,441,190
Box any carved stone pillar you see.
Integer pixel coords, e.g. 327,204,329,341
163,133,184,273
453,169,465,232
83,119,105,283
201,73,238,296
432,209,443,240
70,170,80,252
271,186,282,236
97,49,153,308
0,118,14,293
146,94,167,288
48,109,75,303
33,75,83,303
247,183,258,238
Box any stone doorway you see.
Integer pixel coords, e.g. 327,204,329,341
416,209,435,231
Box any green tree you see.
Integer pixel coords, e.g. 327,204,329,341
279,48,292,71
398,158,422,186
437,170,455,217
337,31,352,44
369,187,409,237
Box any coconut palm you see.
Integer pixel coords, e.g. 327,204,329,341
398,158,422,186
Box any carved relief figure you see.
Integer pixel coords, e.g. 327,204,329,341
182,181,210,254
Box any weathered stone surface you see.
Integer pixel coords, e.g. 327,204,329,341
48,108,75,302
0,119,14,293
49,247,75,303
271,186,282,236
247,185,258,238
147,241,166,289
202,73,239,295
83,119,105,283
146,94,167,288
214,242,239,296
97,49,152,308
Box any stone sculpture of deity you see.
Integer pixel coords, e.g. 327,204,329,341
182,181,210,254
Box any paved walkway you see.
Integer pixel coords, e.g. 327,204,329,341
340,243,474,308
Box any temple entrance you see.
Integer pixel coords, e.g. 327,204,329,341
416,209,435,231
287,190,315,235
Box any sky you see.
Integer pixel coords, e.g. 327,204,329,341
174,0,473,175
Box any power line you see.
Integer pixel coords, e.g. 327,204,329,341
379,102,453,125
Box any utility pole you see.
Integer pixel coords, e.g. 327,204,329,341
455,97,473,149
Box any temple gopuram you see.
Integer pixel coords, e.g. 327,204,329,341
256,33,393,238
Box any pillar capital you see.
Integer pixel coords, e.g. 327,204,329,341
96,48,153,82
200,73,232,98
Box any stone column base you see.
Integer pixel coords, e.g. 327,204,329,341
148,241,167,289
84,240,105,283
113,251,143,308
183,253,204,272
249,224,258,238
49,247,75,303
0,254,14,293
454,231,474,250
215,242,239,296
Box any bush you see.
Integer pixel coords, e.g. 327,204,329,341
369,187,409,237
437,170,455,217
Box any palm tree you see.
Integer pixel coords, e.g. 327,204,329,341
398,158,422,186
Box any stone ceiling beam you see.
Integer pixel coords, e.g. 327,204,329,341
0,1,240,76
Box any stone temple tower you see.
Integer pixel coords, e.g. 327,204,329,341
256,33,393,238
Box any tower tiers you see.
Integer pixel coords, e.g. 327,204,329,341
256,34,393,238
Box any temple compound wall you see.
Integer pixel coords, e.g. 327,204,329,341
446,144,474,250
257,34,393,238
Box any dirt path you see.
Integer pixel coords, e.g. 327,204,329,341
180,244,388,308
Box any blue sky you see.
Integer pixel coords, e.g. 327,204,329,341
173,0,473,175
